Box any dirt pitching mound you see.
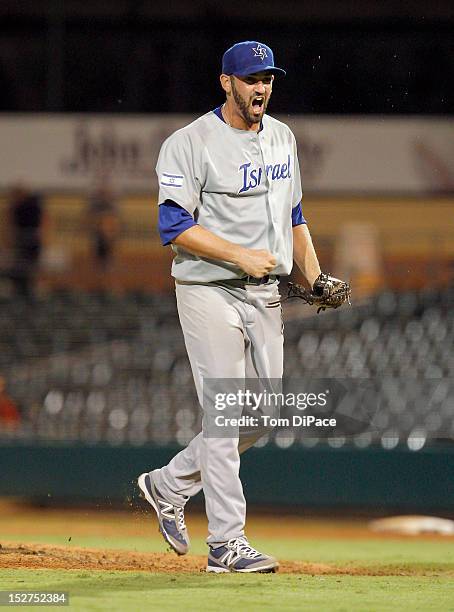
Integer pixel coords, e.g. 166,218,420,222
0,541,448,576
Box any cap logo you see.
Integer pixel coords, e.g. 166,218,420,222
252,44,267,62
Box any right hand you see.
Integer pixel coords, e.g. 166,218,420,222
235,248,277,278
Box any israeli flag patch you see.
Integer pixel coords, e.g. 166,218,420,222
160,173,184,188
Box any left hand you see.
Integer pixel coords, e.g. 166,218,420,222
310,273,351,312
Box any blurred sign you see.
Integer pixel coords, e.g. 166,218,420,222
0,114,453,194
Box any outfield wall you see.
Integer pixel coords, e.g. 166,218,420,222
0,445,453,511
1,115,453,194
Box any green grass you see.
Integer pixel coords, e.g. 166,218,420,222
1,570,454,612
1,534,453,611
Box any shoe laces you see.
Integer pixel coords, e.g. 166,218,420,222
175,506,186,532
159,499,186,532
226,536,262,559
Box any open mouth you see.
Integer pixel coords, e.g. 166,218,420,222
251,96,264,112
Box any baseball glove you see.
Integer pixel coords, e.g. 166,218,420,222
267,273,351,313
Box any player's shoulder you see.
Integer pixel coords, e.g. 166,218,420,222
160,112,218,149
263,114,295,139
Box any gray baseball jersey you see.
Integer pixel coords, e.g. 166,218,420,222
156,109,302,282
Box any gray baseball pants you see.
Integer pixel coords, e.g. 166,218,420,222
151,281,283,545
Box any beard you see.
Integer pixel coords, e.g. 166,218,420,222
230,78,269,126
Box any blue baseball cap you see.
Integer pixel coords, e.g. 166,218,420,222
222,41,286,77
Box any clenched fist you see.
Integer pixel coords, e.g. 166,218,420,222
235,248,277,278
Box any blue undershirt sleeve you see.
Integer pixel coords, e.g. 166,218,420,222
292,201,306,227
158,199,197,246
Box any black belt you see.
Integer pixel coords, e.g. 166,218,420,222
217,275,279,288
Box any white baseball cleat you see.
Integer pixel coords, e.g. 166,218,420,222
137,472,190,555
207,536,278,573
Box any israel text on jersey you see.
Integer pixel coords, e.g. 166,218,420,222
239,155,292,194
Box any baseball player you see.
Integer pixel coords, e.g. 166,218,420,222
138,41,346,573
